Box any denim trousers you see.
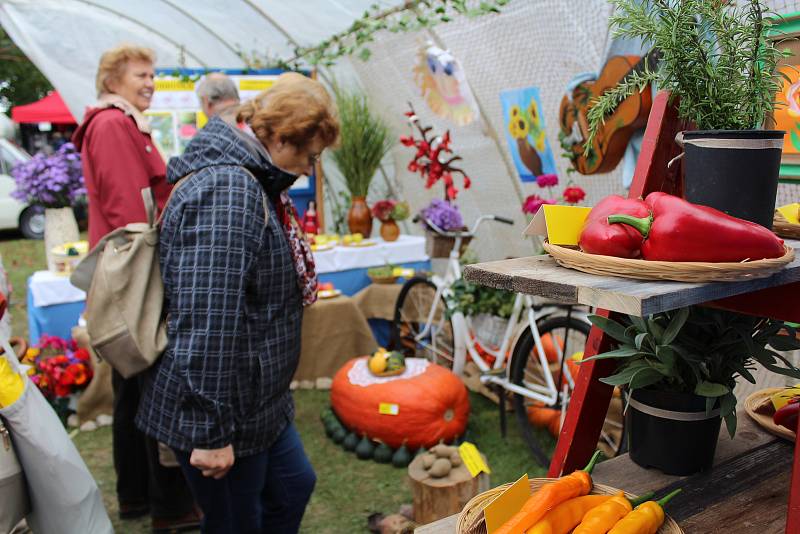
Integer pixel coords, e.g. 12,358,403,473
174,423,316,534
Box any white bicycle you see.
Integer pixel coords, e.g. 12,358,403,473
392,215,624,465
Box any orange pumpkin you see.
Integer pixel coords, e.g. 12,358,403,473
331,357,470,449
535,333,564,364
526,403,561,428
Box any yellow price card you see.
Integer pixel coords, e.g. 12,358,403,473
458,441,491,477
483,474,530,534
378,403,399,415
523,204,591,246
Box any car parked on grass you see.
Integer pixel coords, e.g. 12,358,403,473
0,139,44,239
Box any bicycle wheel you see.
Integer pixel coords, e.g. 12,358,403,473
510,315,625,466
392,277,455,369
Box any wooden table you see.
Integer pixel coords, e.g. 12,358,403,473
459,92,800,533
415,414,792,533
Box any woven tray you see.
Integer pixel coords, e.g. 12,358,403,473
773,211,800,240
744,388,796,442
456,478,683,534
543,242,795,283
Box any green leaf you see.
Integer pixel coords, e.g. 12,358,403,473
694,381,730,397
720,391,737,418
630,315,648,335
724,412,737,439
635,332,650,351
599,361,650,386
662,307,690,345
647,318,665,344
588,315,631,344
583,347,644,361
768,334,800,351
654,345,676,368
628,367,665,389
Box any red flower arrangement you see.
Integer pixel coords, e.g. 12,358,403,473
400,103,471,200
371,199,410,223
521,173,587,216
25,334,93,400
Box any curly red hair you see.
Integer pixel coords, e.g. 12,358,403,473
237,73,339,150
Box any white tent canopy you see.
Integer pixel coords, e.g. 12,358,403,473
4,0,799,260
0,0,402,121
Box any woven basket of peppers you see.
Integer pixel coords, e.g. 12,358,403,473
547,193,794,283
457,452,683,534
773,210,800,240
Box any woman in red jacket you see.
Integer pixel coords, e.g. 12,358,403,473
72,45,199,533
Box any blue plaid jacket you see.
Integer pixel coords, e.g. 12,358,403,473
137,118,302,456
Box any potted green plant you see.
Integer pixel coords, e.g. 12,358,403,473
330,85,393,237
587,0,787,228
446,279,515,349
586,305,800,475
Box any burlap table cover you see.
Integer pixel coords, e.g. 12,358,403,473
352,283,403,321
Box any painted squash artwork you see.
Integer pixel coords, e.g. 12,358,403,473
330,357,469,449
774,65,800,155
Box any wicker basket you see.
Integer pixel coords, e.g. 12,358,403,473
773,211,800,240
543,242,795,283
368,274,399,285
426,231,472,258
456,478,684,534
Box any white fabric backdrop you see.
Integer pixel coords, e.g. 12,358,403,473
2,0,799,262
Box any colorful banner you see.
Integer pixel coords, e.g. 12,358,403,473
500,87,558,183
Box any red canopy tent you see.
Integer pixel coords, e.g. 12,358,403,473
11,91,76,124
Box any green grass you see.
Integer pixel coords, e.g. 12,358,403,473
0,232,554,533
0,229,47,338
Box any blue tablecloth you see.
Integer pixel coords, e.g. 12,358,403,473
27,280,84,345
318,260,429,296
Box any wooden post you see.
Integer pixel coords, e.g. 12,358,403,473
407,453,490,525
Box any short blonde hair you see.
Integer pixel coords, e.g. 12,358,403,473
95,44,156,97
237,73,339,150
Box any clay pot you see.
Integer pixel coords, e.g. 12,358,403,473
347,196,373,237
380,220,400,242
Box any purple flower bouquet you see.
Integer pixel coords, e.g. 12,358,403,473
419,199,464,232
11,143,85,208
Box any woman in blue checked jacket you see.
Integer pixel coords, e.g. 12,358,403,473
137,73,339,534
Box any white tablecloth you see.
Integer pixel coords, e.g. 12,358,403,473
29,270,86,307
313,235,428,274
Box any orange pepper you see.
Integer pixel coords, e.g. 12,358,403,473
608,489,681,534
495,451,602,534
525,494,611,534
573,491,654,534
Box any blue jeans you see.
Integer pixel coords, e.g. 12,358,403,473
174,423,316,534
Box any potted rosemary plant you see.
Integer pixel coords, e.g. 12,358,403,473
587,0,787,228
330,85,393,237
586,306,800,475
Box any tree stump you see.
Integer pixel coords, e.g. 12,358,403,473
407,451,490,524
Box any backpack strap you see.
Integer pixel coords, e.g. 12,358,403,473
141,167,267,229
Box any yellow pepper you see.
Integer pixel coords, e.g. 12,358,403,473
0,356,24,407
608,489,681,534
525,495,611,534
573,491,654,534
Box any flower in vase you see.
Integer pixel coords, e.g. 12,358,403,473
420,199,464,231
535,173,559,188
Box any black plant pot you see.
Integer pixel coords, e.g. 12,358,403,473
626,388,721,476
682,129,785,229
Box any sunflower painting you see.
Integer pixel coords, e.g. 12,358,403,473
500,87,557,183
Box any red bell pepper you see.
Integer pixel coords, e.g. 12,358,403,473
606,192,786,262
579,195,650,258
774,397,800,432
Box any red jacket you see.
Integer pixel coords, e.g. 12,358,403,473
72,107,172,248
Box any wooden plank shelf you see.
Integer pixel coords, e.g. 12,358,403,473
462,239,800,317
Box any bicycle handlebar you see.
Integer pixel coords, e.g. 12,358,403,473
415,213,515,237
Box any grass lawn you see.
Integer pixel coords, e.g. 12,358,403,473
1,232,553,533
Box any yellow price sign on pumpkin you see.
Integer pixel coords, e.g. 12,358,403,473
378,403,399,415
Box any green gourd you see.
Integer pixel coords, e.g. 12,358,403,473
373,442,394,464
343,432,359,451
391,442,412,468
331,427,346,444
355,436,375,460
